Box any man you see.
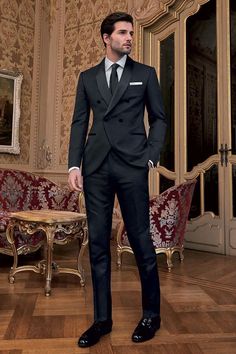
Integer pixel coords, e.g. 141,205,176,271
68,12,166,348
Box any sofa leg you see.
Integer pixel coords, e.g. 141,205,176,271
117,248,122,268
166,249,173,272
179,250,184,262
8,274,15,284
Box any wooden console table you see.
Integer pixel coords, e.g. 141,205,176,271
6,210,88,296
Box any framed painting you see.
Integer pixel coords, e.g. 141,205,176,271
0,69,23,154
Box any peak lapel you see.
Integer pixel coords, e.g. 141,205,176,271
105,56,133,117
96,59,111,106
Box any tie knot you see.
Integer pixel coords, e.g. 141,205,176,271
111,63,119,71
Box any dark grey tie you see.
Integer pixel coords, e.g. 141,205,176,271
110,63,119,95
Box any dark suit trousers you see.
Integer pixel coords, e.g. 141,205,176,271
83,151,160,321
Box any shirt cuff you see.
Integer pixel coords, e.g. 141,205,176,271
68,166,80,173
148,160,154,168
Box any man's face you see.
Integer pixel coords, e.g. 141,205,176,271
104,21,134,58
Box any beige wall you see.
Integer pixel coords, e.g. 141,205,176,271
0,0,170,183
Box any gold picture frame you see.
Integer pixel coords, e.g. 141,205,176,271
0,69,23,154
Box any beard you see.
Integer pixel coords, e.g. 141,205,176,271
111,43,132,56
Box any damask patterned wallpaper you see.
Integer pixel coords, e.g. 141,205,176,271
59,0,128,164
0,0,35,165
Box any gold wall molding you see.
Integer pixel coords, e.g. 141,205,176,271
32,0,65,172
133,0,198,29
29,0,52,170
38,139,52,169
42,0,59,35
30,1,44,171
133,0,175,23
50,0,66,170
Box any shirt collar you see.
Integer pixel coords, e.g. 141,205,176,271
105,55,127,71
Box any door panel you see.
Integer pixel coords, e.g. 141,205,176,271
186,0,218,172
160,33,175,173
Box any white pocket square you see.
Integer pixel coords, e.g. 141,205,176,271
129,82,143,86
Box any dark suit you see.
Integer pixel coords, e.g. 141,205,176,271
69,56,166,321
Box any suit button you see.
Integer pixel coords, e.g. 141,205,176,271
118,118,123,122
97,100,101,104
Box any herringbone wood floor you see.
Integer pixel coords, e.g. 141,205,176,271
0,240,236,354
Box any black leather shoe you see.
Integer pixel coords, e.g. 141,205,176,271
132,316,161,343
78,319,113,348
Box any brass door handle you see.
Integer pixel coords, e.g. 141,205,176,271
219,144,225,166
224,143,232,167
219,143,232,167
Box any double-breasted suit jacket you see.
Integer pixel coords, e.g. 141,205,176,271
68,56,166,173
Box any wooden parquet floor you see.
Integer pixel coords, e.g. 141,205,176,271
0,240,236,354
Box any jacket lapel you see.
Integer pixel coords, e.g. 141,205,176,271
105,56,133,117
96,59,111,106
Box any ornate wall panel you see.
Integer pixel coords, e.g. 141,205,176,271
0,0,35,165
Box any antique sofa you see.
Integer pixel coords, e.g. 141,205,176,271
116,180,196,271
0,168,82,256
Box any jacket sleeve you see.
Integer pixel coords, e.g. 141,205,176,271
145,67,167,166
68,72,90,169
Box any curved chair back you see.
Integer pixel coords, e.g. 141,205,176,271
117,179,196,270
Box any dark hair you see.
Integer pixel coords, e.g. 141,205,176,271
100,12,133,45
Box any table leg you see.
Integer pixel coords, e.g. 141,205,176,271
6,223,18,284
77,225,88,286
44,227,55,296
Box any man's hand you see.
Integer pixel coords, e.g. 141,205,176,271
68,169,83,191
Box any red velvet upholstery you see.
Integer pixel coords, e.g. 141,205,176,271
117,180,196,270
0,169,81,255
